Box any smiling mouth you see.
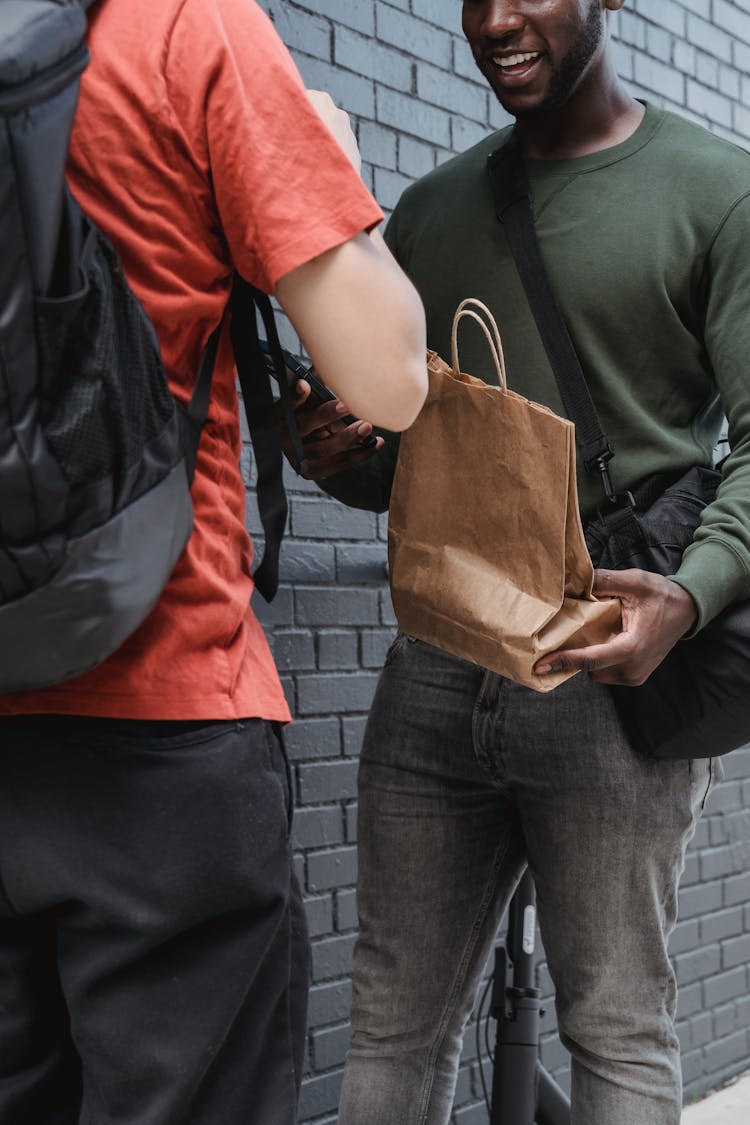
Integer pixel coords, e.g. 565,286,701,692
491,51,542,72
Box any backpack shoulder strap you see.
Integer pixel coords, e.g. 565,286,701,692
230,277,308,603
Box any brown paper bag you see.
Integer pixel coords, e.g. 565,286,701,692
388,299,621,692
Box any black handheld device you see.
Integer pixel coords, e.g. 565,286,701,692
259,341,378,449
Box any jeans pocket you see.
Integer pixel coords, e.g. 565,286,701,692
383,630,410,668
268,721,294,837
689,756,715,815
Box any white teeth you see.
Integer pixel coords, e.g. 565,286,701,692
494,52,539,68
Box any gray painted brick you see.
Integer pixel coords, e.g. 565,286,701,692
452,1102,489,1124
670,918,700,955
724,870,750,906
299,759,360,803
714,0,750,44
674,944,721,985
634,52,686,102
703,965,748,1008
359,121,398,171
279,540,335,584
700,845,739,881
377,87,452,146
335,543,388,583
318,630,359,670
679,0,710,17
291,497,377,539
285,717,341,760
635,0,685,36
308,979,353,1027
312,1022,352,1071
342,716,368,757
264,1,331,61
380,587,397,626
686,13,733,61
297,671,379,715
399,135,436,178
336,888,358,931
293,807,344,850
688,1010,714,1047
298,1071,343,1120
373,166,416,211
411,0,461,30
346,802,358,843
679,879,723,918
308,846,359,891
416,61,488,120
272,630,316,672
296,587,379,627
687,78,733,127
300,0,374,36
376,3,453,69
303,893,335,938
695,52,720,90
721,933,750,970
703,1028,750,1073
677,981,704,1019
335,26,412,91
361,628,394,668
294,56,375,118
250,586,293,628
312,933,357,981
700,906,744,943
714,1001,746,1038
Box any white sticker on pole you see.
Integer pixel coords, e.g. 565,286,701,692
522,906,536,955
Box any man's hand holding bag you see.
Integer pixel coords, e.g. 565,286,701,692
388,299,621,691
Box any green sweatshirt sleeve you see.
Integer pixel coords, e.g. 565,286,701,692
672,192,750,627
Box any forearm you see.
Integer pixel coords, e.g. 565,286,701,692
276,233,427,433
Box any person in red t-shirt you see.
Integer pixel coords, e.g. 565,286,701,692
0,2,426,1123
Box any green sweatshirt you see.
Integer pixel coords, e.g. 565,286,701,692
323,104,750,629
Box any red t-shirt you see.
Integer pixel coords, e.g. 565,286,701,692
0,0,382,721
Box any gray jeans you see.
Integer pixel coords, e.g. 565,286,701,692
339,635,714,1125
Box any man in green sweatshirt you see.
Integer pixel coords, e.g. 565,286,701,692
293,3,750,1122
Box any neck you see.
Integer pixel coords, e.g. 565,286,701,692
515,54,644,161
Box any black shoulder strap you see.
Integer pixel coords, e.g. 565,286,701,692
184,278,307,603
487,132,620,505
230,276,308,603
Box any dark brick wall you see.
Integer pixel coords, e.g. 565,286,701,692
252,3,750,1119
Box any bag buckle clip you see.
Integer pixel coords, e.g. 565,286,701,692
593,453,635,512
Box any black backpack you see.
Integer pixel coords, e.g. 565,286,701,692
0,0,301,692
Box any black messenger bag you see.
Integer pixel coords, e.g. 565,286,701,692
488,133,750,761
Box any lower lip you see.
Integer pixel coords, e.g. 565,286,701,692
491,56,543,87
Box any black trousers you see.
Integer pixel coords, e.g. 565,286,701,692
0,715,308,1125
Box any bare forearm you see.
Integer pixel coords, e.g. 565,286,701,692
276,233,427,432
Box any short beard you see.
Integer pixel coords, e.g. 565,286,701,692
489,0,605,116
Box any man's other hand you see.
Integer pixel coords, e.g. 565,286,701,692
281,379,384,480
534,569,699,686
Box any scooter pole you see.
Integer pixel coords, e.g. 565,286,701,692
489,870,571,1125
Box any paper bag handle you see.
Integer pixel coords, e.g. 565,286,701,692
451,298,507,391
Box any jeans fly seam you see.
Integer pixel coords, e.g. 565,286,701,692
415,835,514,1123
471,671,506,782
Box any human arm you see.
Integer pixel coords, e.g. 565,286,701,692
534,569,698,685
275,229,427,433
165,0,426,432
536,194,750,684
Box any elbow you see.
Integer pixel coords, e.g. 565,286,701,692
376,355,428,432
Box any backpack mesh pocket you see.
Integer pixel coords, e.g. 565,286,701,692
37,223,179,491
